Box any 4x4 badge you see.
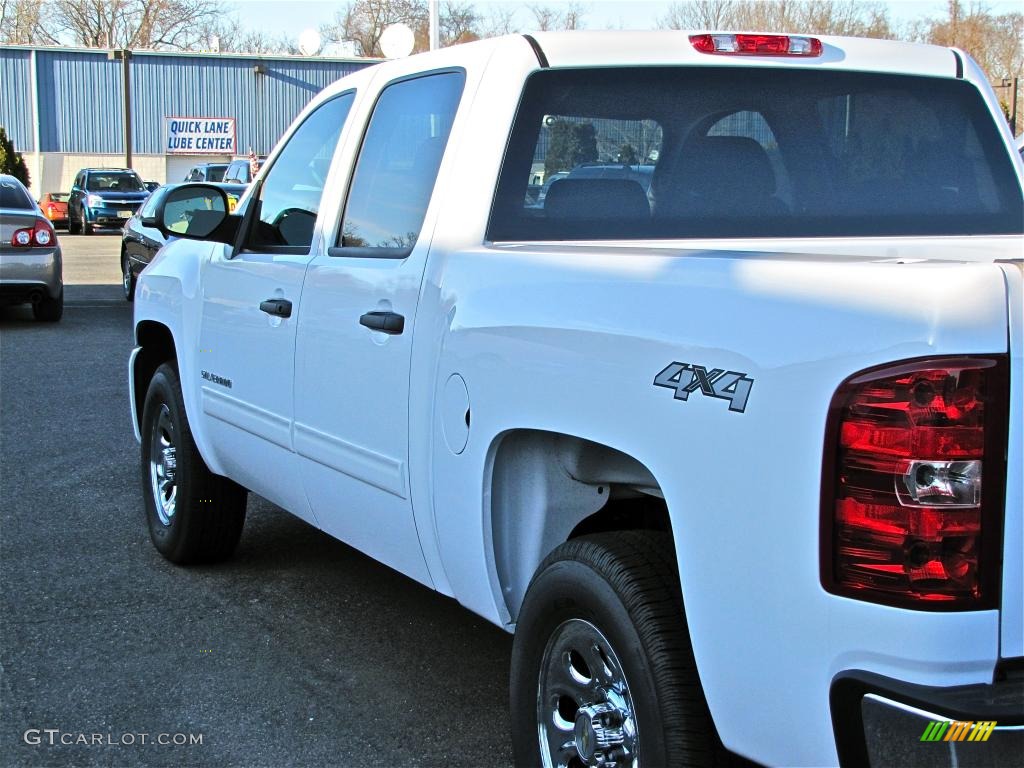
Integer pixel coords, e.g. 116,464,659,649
653,362,754,413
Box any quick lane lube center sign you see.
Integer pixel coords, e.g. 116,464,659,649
165,117,236,154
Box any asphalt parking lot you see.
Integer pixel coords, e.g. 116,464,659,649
1,233,514,767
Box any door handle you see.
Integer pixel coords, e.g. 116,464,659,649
259,298,292,318
359,310,404,335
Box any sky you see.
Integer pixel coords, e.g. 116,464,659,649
229,0,1021,41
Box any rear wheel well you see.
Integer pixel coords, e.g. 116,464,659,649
568,494,671,539
489,430,673,623
134,321,177,427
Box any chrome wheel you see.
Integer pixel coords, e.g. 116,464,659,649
148,404,178,525
122,255,132,297
538,619,639,768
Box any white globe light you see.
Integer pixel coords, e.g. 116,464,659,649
379,23,415,59
298,29,322,57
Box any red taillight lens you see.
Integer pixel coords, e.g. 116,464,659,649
10,220,54,247
822,356,1008,609
690,33,823,56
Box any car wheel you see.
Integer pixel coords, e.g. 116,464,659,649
122,251,136,302
83,214,94,235
69,209,81,235
511,531,724,768
32,288,63,322
141,362,247,564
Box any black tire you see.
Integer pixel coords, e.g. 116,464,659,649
32,288,63,322
83,216,94,235
122,251,136,302
68,209,81,235
140,362,246,564
511,532,724,768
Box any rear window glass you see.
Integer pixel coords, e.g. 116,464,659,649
86,171,145,192
49,193,70,202
0,180,33,209
488,67,1023,241
204,165,227,182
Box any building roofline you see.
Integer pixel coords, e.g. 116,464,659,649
0,42,380,64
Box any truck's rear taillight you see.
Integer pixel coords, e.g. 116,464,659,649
822,356,1008,610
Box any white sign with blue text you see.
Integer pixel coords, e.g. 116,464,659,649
165,117,236,154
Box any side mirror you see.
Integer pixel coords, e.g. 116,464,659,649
153,184,236,243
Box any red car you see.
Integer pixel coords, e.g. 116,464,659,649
38,192,69,229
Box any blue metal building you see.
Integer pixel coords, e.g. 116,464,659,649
0,45,373,191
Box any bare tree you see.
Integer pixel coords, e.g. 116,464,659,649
660,0,736,30
480,3,519,36
527,2,587,31
659,0,892,39
910,0,1022,119
208,16,296,55
911,1,1023,79
440,0,480,45
320,0,428,57
46,0,229,49
0,0,59,44
562,1,587,31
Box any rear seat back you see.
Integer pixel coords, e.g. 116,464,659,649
544,178,650,221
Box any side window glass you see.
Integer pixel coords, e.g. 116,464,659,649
247,92,355,250
338,71,464,255
140,188,164,218
523,115,662,213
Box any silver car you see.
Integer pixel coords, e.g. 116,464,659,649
0,174,63,321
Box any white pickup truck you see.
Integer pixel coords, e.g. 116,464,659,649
128,30,1023,767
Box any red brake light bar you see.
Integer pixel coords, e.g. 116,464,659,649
690,34,823,57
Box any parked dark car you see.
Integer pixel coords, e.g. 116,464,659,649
222,157,265,184
0,174,62,320
38,192,69,229
184,163,228,182
68,168,150,234
120,182,246,301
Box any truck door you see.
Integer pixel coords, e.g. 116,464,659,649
197,92,356,521
293,71,465,584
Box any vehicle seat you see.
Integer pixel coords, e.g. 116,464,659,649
544,178,650,221
656,136,786,219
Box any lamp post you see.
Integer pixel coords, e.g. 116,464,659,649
429,0,439,50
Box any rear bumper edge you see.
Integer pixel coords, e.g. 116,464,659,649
831,663,1024,767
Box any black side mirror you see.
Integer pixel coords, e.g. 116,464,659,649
151,184,238,243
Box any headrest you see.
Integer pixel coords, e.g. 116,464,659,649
544,178,650,220
675,136,776,196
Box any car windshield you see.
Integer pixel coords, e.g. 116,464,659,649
0,179,33,209
86,172,145,192
489,67,1024,241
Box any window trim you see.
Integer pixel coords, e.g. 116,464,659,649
329,66,467,260
237,88,358,257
